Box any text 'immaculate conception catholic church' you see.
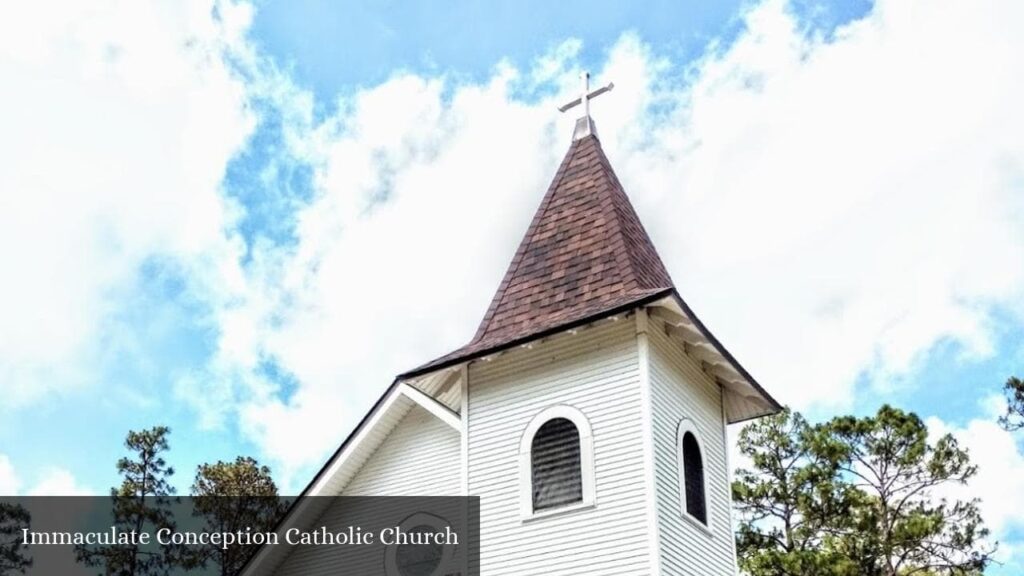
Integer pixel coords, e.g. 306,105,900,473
245,74,781,576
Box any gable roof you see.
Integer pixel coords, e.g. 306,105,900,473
404,134,675,377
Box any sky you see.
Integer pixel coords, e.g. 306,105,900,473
1,0,1022,571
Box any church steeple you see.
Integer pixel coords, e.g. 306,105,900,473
405,126,676,376
242,74,784,576
399,79,776,426
472,134,674,346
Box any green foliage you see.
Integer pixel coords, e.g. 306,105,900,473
189,457,288,576
734,406,994,576
733,409,860,575
824,405,991,575
0,503,32,575
76,426,184,576
999,376,1024,432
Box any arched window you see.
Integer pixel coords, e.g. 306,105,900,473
519,405,595,518
678,420,708,526
531,418,582,510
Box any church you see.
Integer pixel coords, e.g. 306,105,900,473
245,74,781,576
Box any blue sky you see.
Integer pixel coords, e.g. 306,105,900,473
253,0,755,96
249,0,872,106
1,0,1023,572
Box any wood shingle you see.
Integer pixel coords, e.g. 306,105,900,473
405,134,674,376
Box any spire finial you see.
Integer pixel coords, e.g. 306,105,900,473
558,71,614,140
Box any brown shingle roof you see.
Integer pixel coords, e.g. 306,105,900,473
403,134,674,376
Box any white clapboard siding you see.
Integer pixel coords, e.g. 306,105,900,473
648,322,737,575
343,403,462,496
273,404,461,576
468,319,652,576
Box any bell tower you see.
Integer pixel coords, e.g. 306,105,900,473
250,74,782,576
398,75,781,575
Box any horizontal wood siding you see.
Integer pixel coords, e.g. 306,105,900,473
274,404,461,575
468,319,652,575
342,404,462,496
648,324,737,575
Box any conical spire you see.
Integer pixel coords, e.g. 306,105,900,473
405,134,674,376
472,134,673,342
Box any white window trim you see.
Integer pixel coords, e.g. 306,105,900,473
383,511,457,576
677,418,713,533
518,405,596,520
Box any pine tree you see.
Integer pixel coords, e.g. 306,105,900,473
999,376,1024,432
734,406,994,576
823,405,992,575
0,503,32,575
734,409,859,575
189,457,288,576
76,426,183,576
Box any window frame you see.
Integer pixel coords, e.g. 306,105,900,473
677,418,712,532
383,511,456,576
519,405,596,520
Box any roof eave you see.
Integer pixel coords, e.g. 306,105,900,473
666,290,783,418
398,287,676,380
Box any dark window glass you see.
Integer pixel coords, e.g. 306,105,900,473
531,418,582,511
395,524,443,576
682,431,707,524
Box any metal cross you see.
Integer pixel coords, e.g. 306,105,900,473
558,71,614,118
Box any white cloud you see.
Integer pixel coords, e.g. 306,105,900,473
3,0,1022,495
927,417,1024,567
0,454,20,495
0,0,255,406
26,468,91,496
610,0,1024,410
202,68,576,482
0,455,89,496
980,392,1008,421
206,0,1024,483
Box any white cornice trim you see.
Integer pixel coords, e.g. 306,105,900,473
400,382,462,431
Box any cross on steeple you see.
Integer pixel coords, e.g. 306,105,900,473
559,71,614,140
